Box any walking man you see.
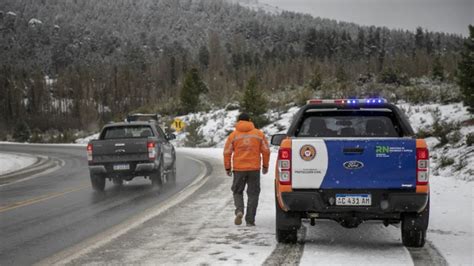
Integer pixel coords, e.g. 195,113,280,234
224,113,270,226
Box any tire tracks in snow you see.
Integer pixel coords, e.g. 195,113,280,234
263,223,447,266
263,225,307,265
408,240,448,266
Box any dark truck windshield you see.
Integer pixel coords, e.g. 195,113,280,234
101,125,154,139
296,110,402,137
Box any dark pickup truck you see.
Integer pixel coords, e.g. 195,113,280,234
87,121,176,191
272,98,430,247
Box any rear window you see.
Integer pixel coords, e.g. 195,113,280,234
296,110,402,137
101,126,154,139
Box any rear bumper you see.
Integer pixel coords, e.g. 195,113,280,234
89,161,158,176
281,189,428,218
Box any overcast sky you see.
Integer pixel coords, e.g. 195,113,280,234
259,0,473,36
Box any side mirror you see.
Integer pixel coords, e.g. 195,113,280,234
271,134,287,146
166,133,176,140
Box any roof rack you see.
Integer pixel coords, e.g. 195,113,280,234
126,113,160,122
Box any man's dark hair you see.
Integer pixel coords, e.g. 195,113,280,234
238,113,250,121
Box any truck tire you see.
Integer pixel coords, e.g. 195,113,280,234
401,199,430,247
151,162,164,188
167,162,177,186
90,174,105,192
275,189,300,243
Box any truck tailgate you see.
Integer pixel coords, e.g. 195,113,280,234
92,139,149,163
292,138,417,189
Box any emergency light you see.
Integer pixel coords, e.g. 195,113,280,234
306,98,388,105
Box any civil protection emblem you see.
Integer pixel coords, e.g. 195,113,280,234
300,145,316,161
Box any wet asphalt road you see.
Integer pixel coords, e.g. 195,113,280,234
0,144,203,265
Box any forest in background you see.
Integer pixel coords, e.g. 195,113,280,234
0,0,468,140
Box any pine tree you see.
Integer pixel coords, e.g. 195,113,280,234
180,68,208,114
457,25,474,113
307,67,322,91
13,120,31,142
198,45,209,69
184,119,205,147
240,76,268,128
432,56,445,81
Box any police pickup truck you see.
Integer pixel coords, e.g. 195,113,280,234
87,121,176,192
271,99,430,247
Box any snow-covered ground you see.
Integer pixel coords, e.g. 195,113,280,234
0,153,37,175
75,133,100,144
70,147,472,265
189,148,472,265
429,175,473,265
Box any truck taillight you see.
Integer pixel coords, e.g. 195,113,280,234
416,147,429,185
147,141,156,160
87,143,93,162
278,148,292,185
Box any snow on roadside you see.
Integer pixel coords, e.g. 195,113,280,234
399,102,473,181
399,102,469,131
75,133,99,144
428,175,473,265
175,148,278,264
0,153,37,175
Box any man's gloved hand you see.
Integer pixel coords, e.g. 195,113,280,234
226,170,233,177
262,167,269,175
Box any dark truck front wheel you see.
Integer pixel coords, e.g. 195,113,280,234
401,199,430,247
275,191,301,243
90,174,105,192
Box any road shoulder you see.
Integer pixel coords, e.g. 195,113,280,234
51,148,278,265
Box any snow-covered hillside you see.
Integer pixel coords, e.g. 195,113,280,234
399,102,473,181
173,102,473,180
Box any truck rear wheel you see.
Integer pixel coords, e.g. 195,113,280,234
151,162,164,188
90,174,105,192
275,189,300,243
401,200,430,247
167,163,177,186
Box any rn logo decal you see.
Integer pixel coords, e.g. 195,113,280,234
343,160,364,170
300,145,316,161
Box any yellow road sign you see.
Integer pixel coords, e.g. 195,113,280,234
171,118,186,132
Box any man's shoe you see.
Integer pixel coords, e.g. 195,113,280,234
234,211,243,225
246,222,256,227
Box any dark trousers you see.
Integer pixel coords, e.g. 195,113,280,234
231,170,261,224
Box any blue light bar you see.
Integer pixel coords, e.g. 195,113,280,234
306,98,388,105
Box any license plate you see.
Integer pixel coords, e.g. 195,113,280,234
113,164,130,171
336,194,371,206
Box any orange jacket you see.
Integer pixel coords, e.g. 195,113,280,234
224,120,270,172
